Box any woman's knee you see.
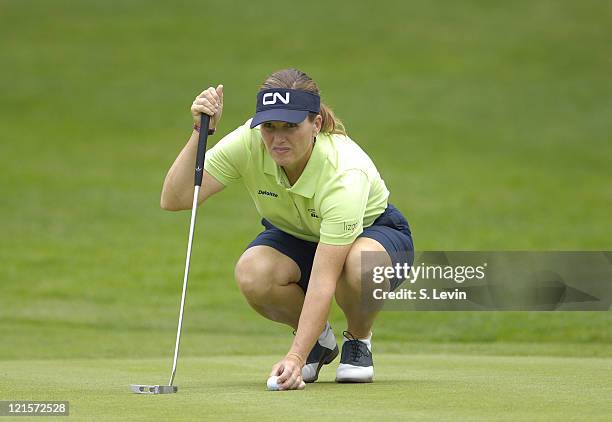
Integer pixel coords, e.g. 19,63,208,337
234,246,299,300
235,254,273,299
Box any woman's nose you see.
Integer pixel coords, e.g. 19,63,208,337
272,132,288,143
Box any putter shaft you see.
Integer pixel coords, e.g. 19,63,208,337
169,185,200,386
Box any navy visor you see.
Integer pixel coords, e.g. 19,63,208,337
250,88,320,128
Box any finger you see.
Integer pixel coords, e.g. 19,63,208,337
269,363,282,377
192,103,216,114
216,84,224,104
276,365,293,385
196,89,211,99
279,376,296,391
195,96,220,111
192,104,216,116
206,86,218,100
194,95,217,106
196,87,217,100
276,369,288,385
282,376,297,390
288,373,303,390
194,99,219,112
286,374,304,390
210,87,220,103
278,368,299,390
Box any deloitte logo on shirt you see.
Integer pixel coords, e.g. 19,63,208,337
257,189,278,198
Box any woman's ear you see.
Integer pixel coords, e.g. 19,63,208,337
314,114,323,133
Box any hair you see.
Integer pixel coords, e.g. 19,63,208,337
260,68,347,136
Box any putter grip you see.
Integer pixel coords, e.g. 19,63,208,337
194,114,211,187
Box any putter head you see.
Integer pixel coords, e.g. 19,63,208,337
129,384,178,394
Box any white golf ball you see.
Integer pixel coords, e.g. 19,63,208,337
267,376,280,391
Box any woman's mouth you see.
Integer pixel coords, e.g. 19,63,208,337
272,146,290,154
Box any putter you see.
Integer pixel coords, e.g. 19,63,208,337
130,114,211,395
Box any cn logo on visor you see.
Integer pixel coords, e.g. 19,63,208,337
262,92,290,105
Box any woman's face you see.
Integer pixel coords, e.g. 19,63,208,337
259,116,322,168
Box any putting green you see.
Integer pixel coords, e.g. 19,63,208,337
1,354,610,421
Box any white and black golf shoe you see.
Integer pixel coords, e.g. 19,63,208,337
335,331,374,383
301,322,339,383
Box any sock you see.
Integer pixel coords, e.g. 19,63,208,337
318,322,336,349
360,332,372,352
343,331,372,352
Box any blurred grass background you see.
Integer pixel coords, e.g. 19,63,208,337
1,0,611,361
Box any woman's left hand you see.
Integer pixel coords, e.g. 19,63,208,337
270,356,306,391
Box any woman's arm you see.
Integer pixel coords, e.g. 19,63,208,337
161,85,225,210
160,129,225,210
272,242,352,390
291,243,351,358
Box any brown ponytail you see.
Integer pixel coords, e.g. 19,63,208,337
260,68,347,136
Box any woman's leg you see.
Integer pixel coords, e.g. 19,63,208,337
334,237,392,338
234,245,305,330
334,237,395,383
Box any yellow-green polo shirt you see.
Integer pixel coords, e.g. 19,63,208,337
204,119,389,245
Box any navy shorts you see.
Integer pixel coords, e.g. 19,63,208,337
246,204,414,293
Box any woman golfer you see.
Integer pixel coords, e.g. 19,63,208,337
161,68,413,390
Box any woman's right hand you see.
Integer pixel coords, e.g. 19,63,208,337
191,84,224,129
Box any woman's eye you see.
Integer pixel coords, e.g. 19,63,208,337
262,123,297,130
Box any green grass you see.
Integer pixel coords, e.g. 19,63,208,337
1,0,611,419
2,354,611,421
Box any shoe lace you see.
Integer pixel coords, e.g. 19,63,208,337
343,331,371,361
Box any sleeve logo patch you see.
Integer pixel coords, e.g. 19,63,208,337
343,222,359,232
307,208,320,219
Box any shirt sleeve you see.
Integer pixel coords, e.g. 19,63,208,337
203,123,251,186
319,169,370,245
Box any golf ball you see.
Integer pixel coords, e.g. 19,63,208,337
267,376,280,391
